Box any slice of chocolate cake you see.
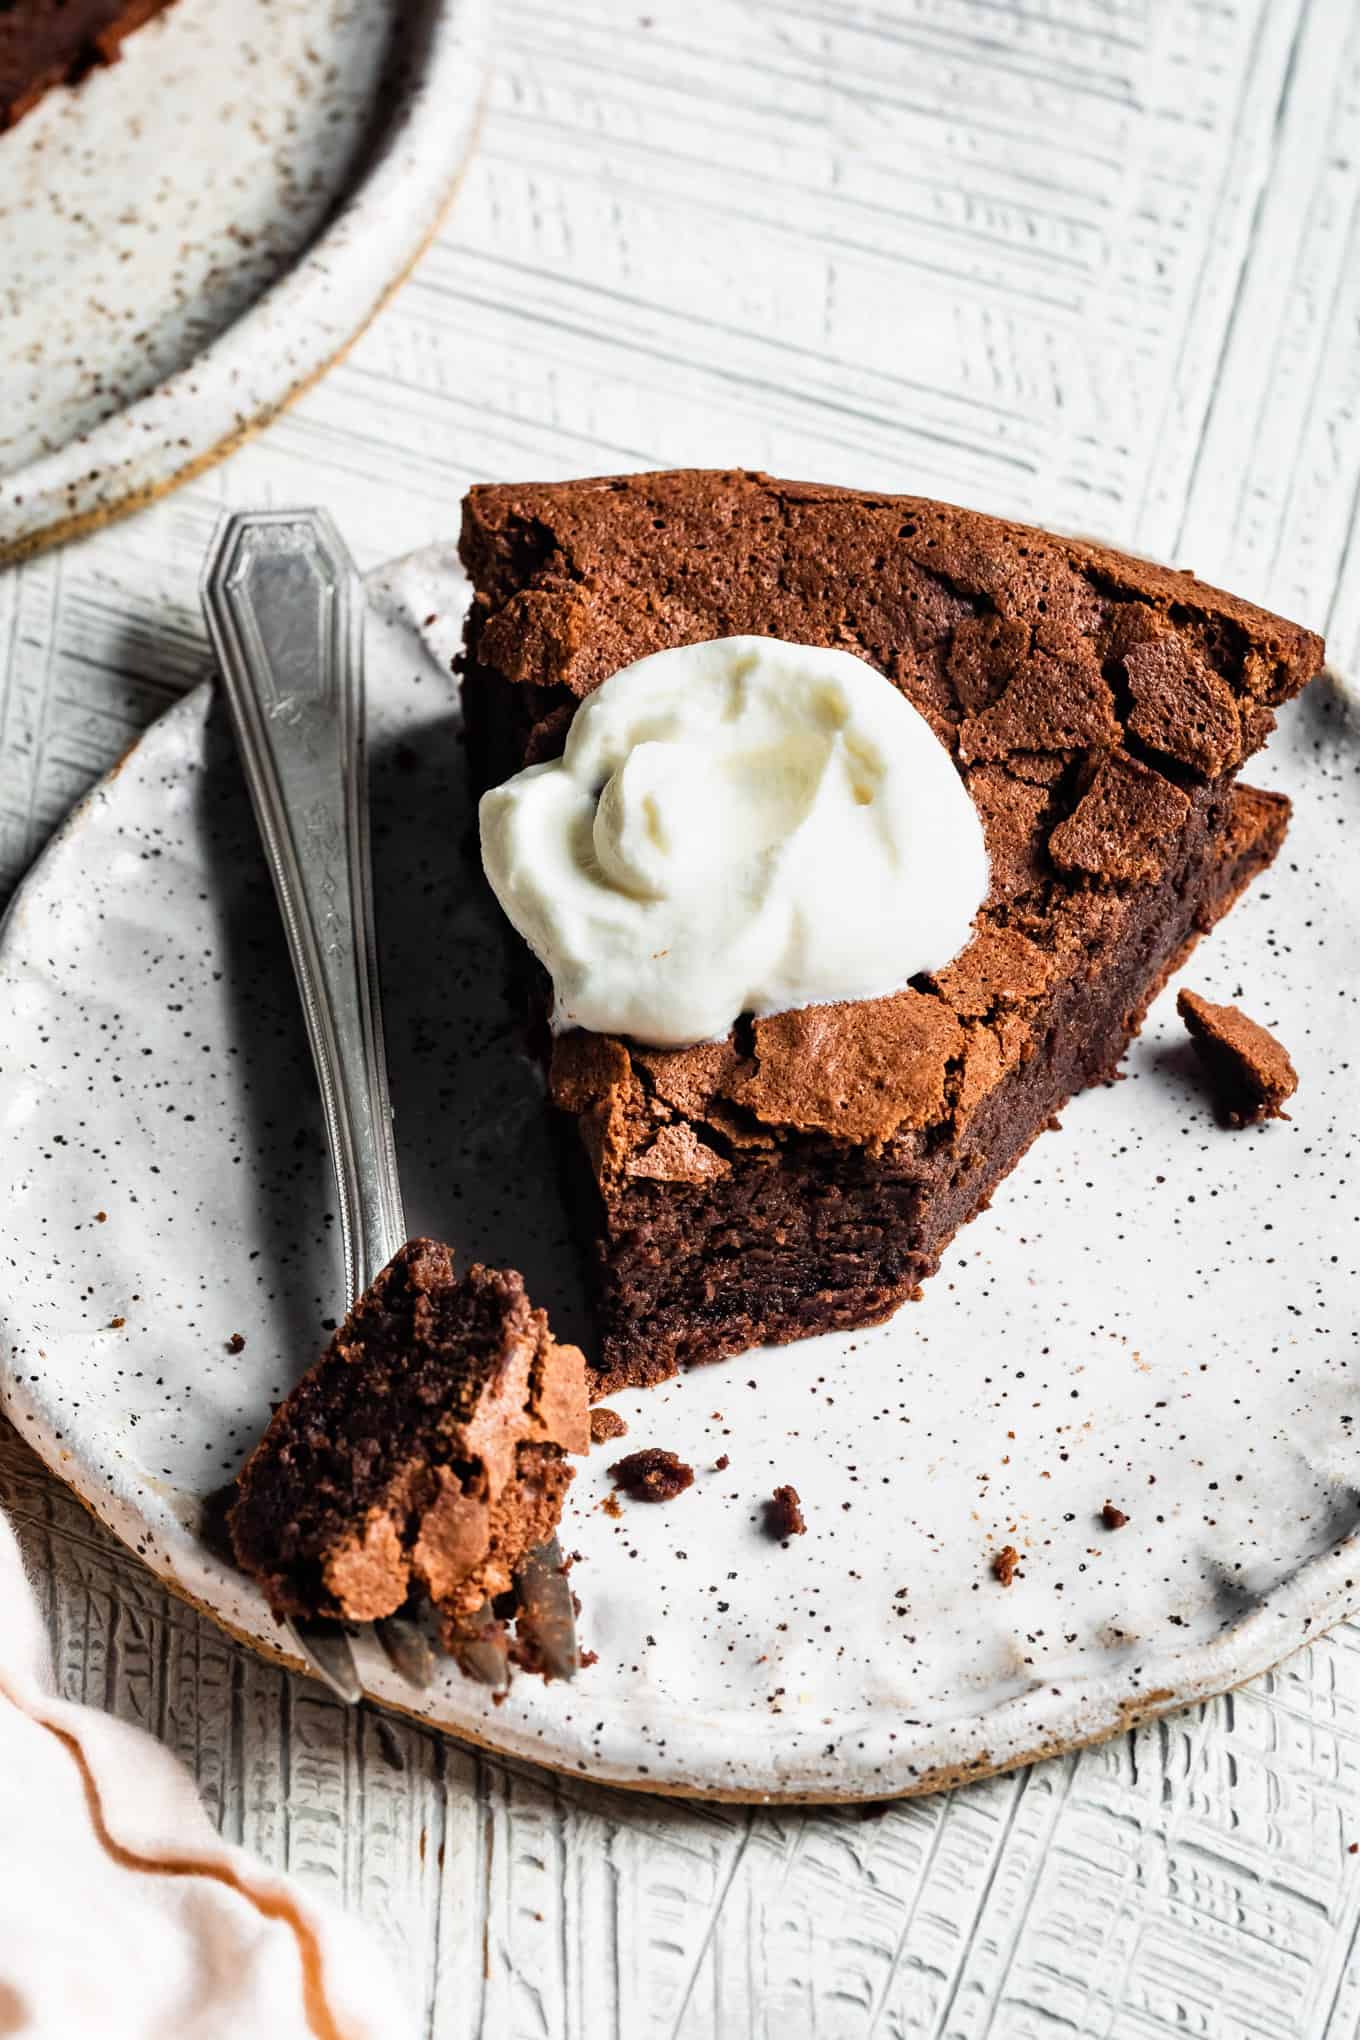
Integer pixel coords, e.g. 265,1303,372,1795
229,1241,589,1646
458,470,1323,1393
1,1,178,130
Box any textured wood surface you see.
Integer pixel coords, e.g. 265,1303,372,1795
5,2,1360,2033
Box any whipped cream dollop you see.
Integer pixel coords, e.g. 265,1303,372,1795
479,635,989,1048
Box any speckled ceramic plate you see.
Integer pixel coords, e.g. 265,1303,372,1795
2,549,1357,1802
0,0,484,565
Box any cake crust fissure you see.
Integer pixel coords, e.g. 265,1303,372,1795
457,469,1323,1391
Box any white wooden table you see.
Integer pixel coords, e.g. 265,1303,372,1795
5,3,1360,2032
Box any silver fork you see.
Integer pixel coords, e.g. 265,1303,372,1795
201,507,579,1704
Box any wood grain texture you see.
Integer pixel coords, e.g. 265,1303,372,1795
4,2,1360,2033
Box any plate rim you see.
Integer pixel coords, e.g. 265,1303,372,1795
2,555,1357,1804
0,0,487,568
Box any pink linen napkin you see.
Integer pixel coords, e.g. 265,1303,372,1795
0,1511,409,2039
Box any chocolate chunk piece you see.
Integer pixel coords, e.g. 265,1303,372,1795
460,469,1321,1392
609,1448,694,1502
229,1241,588,1648
764,1485,806,1539
1177,989,1298,1127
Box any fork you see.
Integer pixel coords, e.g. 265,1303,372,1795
201,507,579,1703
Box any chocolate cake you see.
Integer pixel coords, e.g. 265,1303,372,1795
1177,989,1298,1126
229,1241,589,1643
458,470,1323,1393
1,1,177,130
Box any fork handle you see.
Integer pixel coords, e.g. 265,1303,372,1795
201,508,404,1302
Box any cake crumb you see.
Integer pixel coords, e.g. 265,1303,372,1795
764,1485,806,1539
225,1333,246,1355
109,1316,125,1330
1101,1501,1129,1530
609,1448,694,1503
1177,989,1297,1127
590,1407,628,1444
95,1211,107,1223
601,1492,623,1518
714,1453,730,1472
992,1544,1021,1587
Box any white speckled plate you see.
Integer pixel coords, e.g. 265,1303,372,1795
2,550,1357,1802
0,0,484,564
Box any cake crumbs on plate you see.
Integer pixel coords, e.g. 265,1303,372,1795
764,1485,806,1539
609,1448,694,1502
589,1407,628,1444
992,1544,1021,1586
1101,1501,1129,1529
1177,988,1297,1127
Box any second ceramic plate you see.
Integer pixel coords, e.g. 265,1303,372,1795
0,0,484,562
1,549,1357,1801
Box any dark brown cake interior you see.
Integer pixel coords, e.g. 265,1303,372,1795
458,471,1324,1392
229,1240,588,1636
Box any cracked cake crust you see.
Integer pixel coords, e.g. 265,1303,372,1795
457,469,1323,1392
